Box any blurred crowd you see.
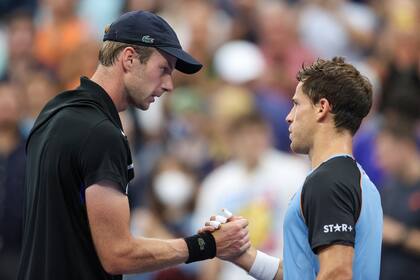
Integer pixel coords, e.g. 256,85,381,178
0,0,419,279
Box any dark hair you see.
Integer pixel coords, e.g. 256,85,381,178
98,41,154,66
297,57,372,135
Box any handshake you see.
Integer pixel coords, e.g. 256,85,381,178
197,209,251,261
189,209,281,280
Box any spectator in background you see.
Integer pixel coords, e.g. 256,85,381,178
34,0,93,71
58,39,100,88
298,0,377,60
254,2,315,152
166,87,213,178
376,119,420,280
207,84,255,165
256,1,314,96
225,0,259,43
0,82,26,280
0,0,37,18
123,0,163,14
212,39,294,153
128,155,201,280
375,0,420,114
20,71,59,137
1,9,46,84
193,112,308,280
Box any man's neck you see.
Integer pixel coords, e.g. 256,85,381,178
309,129,353,170
90,66,126,112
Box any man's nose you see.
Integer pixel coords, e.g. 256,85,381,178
162,75,174,92
285,111,292,124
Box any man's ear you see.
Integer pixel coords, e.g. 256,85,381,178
316,98,331,121
121,47,136,71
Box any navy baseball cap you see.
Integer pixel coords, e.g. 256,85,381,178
103,11,202,74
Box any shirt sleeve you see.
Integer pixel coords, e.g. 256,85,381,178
301,166,362,254
79,120,130,194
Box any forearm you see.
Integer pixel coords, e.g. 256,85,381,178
402,228,420,254
274,263,283,280
106,237,188,274
316,269,351,280
383,216,420,253
232,246,257,272
317,245,353,280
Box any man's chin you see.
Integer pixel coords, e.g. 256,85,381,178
136,103,150,111
290,143,308,155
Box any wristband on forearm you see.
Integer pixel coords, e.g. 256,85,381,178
184,232,216,263
248,250,280,280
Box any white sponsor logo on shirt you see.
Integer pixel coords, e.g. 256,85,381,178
323,223,353,233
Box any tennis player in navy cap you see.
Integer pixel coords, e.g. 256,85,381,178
17,11,250,280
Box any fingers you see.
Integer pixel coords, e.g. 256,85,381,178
199,209,238,234
229,215,243,222
207,220,221,229
215,215,227,224
221,208,233,222
240,240,251,253
197,225,217,234
221,208,233,219
229,217,248,228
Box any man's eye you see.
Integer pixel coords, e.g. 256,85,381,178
161,67,169,74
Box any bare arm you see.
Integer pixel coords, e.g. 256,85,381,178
86,182,250,275
316,245,353,280
383,216,420,253
86,182,188,274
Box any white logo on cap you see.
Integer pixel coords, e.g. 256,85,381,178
141,35,155,44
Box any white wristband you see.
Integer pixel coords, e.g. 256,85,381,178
249,250,280,280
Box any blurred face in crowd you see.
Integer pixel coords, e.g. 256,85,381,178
0,84,20,129
8,15,34,59
286,82,317,154
46,0,78,17
152,157,197,217
232,122,270,168
25,73,57,118
375,131,410,177
123,48,175,111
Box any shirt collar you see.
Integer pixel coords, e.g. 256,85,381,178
78,76,122,129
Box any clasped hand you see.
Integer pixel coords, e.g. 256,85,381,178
198,209,251,261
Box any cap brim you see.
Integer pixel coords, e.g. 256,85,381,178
158,46,202,74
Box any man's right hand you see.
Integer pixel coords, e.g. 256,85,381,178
198,214,250,261
213,217,250,260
